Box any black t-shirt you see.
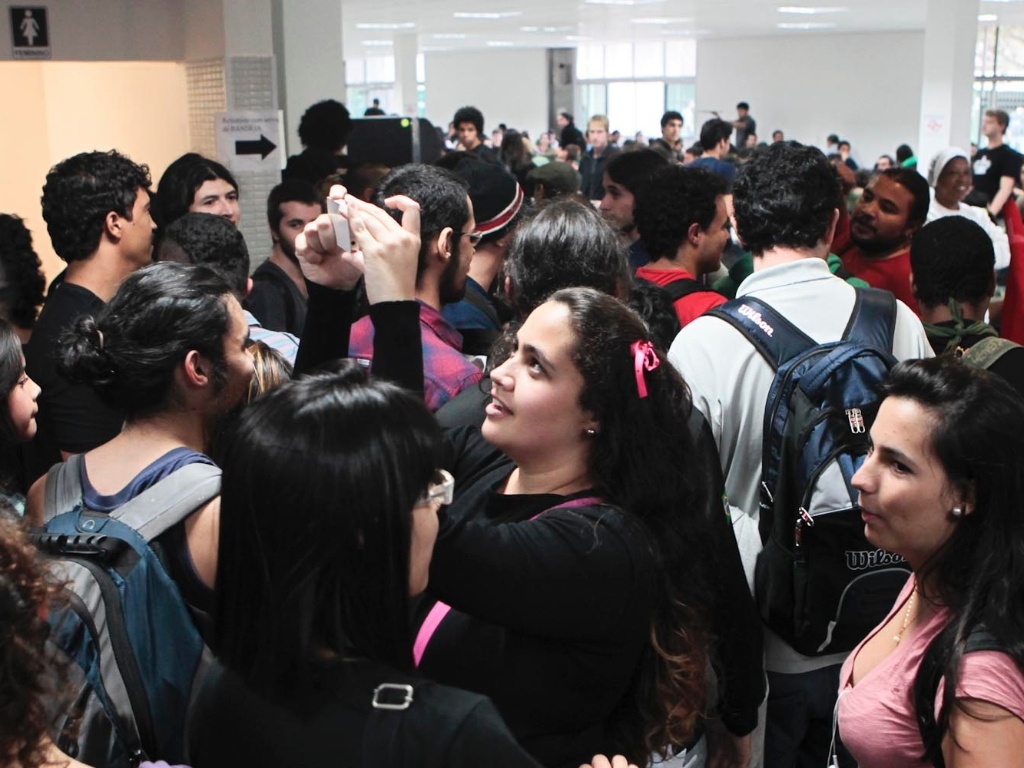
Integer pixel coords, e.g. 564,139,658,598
246,260,308,337
971,143,1024,203
188,660,538,768
735,115,756,147
24,282,123,482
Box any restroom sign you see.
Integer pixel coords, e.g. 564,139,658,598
10,7,51,59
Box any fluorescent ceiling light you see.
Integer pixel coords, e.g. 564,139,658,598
521,25,574,32
631,16,693,23
565,35,592,41
422,46,452,52
454,11,522,18
777,6,847,13
979,13,998,20
433,33,467,39
355,22,415,30
585,0,664,6
486,40,516,46
778,21,837,28
362,40,393,46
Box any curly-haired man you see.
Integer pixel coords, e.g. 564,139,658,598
25,149,153,481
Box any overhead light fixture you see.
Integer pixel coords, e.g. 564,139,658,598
422,46,453,52
486,41,516,46
355,22,415,30
521,25,574,32
777,6,847,13
454,11,522,18
778,21,837,28
585,0,664,6
565,35,592,41
361,40,393,46
978,13,998,20
631,16,693,23
433,33,468,39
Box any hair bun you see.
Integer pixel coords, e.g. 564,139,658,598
57,315,116,387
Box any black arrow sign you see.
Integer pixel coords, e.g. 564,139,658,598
235,135,277,159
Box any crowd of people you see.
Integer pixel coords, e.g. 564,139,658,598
1,95,1024,768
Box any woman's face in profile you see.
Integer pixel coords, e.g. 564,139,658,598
852,396,966,570
482,301,598,466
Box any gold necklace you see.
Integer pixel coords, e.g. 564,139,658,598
893,586,919,644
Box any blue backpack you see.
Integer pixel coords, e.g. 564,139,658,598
32,454,220,767
710,288,911,656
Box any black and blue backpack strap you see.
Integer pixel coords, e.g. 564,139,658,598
843,287,897,350
709,295,817,370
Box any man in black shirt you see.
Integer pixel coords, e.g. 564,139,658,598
971,109,1023,217
25,150,155,481
453,105,499,164
732,101,757,148
556,111,586,154
579,114,620,200
246,180,325,336
648,110,685,162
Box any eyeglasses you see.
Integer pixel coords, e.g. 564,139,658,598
462,231,484,247
415,469,454,507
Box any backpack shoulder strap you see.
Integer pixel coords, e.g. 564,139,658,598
111,463,222,542
963,336,1021,370
43,453,85,523
709,295,816,370
661,277,713,303
461,285,501,327
844,287,897,350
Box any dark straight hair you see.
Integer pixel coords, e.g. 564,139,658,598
878,358,1024,763
154,153,239,229
213,363,443,691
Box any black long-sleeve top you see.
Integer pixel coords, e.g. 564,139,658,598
296,282,765,754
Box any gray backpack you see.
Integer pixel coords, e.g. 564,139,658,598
32,454,220,767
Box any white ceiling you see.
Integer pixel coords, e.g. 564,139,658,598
342,0,1024,55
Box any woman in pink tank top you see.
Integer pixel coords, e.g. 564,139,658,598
837,356,1024,766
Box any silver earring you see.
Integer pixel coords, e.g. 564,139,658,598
585,428,596,436
951,506,964,519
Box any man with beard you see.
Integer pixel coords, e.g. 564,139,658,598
246,180,325,336
347,164,483,410
599,149,670,271
839,168,929,311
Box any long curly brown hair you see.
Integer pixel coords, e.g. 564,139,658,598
0,518,65,768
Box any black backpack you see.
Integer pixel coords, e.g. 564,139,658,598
710,288,911,656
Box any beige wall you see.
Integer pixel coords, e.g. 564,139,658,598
0,61,190,281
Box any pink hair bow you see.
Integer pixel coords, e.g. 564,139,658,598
630,340,660,399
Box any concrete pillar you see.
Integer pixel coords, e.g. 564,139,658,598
183,0,278,263
917,0,979,173
394,32,419,117
273,0,345,157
